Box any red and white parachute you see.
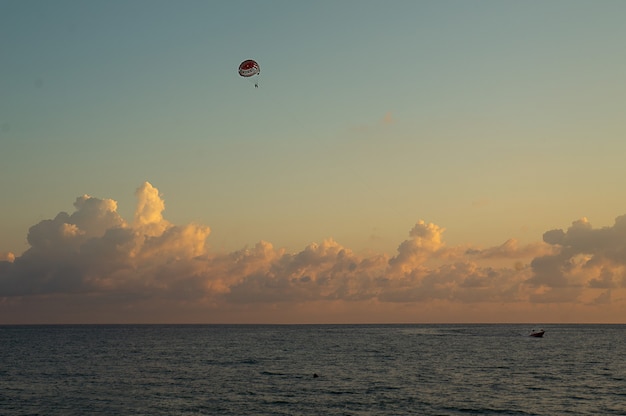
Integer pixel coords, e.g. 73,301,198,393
238,59,260,87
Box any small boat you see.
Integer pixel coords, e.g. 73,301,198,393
529,329,545,338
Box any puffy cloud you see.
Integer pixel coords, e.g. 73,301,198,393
527,216,626,294
388,220,446,274
0,182,208,298
1,183,625,323
133,182,170,236
207,238,384,306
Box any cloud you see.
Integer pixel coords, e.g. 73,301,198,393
528,216,626,289
589,289,611,305
1,183,625,323
0,183,209,298
467,238,555,260
388,220,446,274
0,252,15,262
133,182,170,236
523,216,626,305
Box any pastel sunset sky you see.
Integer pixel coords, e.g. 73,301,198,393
2,1,626,323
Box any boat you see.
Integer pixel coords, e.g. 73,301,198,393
529,329,545,338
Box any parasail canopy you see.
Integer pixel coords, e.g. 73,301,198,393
238,59,260,77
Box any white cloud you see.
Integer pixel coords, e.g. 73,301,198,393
133,182,170,236
528,216,626,292
388,220,445,274
1,183,625,322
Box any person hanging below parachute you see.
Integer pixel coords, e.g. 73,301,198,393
238,59,260,88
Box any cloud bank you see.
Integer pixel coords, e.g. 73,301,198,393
1,183,624,323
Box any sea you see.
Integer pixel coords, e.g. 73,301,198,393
1,324,624,415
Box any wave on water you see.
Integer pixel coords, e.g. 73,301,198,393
1,324,625,415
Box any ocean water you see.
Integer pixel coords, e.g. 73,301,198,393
1,324,625,415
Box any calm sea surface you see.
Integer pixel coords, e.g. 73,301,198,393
1,324,625,415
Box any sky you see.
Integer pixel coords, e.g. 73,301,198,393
2,0,626,324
